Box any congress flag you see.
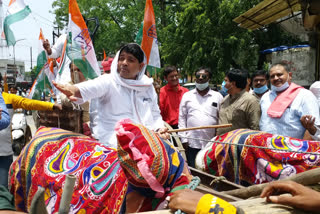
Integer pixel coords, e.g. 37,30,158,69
65,0,100,79
35,29,47,75
141,0,160,68
4,0,31,46
27,68,53,100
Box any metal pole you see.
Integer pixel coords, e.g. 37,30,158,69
30,46,32,70
13,45,15,65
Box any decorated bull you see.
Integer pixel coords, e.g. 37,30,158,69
9,119,191,213
196,129,320,186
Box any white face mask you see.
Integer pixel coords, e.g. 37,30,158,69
271,76,290,92
73,71,80,84
195,82,209,91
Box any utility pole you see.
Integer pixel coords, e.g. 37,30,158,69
30,46,32,70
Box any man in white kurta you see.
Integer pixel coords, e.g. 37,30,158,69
54,43,166,147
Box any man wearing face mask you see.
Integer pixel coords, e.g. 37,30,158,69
219,81,228,97
251,70,269,99
179,67,223,167
217,69,261,135
260,62,319,139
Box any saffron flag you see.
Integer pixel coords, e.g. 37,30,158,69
3,0,31,46
103,49,107,61
64,0,100,79
141,0,160,68
35,29,47,75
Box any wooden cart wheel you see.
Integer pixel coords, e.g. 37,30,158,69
163,122,187,161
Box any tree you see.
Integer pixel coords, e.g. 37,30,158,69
51,0,302,83
52,0,147,59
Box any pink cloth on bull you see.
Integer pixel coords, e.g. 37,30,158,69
267,83,303,118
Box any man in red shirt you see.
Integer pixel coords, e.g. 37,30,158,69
159,66,188,129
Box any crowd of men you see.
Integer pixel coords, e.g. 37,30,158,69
0,41,319,212
159,61,320,167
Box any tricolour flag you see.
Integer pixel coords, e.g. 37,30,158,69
35,29,47,75
63,0,100,79
44,59,57,89
141,0,160,68
27,30,56,99
3,0,31,46
27,67,53,100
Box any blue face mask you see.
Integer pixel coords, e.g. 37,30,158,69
221,81,228,93
271,81,290,92
253,85,268,94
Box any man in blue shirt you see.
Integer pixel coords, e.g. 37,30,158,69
260,61,319,139
0,94,9,129
0,93,11,189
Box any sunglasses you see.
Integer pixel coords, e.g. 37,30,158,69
196,74,208,79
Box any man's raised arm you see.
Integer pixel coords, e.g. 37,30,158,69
52,81,82,102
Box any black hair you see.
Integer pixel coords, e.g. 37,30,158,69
195,67,212,79
252,70,269,81
226,68,248,89
119,43,144,63
163,65,177,77
270,61,290,73
245,70,250,80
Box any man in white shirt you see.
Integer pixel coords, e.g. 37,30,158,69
179,67,223,167
260,61,319,139
53,43,169,147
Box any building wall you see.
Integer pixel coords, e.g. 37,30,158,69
270,47,316,87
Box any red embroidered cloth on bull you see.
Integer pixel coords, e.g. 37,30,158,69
9,120,189,213
198,129,320,186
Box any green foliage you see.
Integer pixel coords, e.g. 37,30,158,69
51,0,302,83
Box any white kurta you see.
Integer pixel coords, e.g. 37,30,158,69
76,74,164,147
75,48,164,147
